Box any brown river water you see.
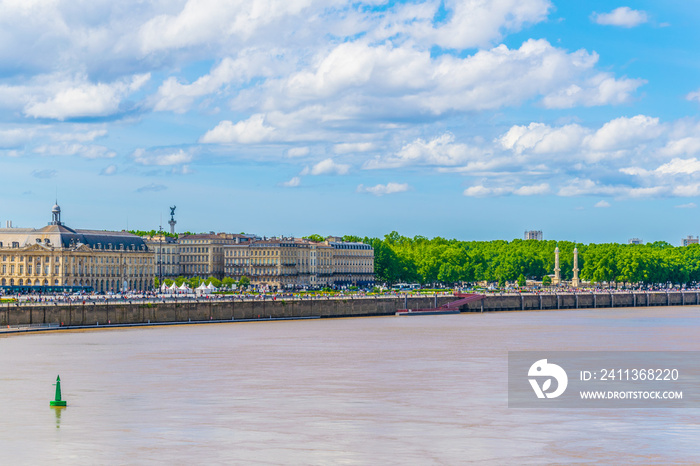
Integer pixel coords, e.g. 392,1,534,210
1,306,700,465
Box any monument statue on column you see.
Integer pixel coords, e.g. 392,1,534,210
572,247,580,288
168,206,177,235
553,246,561,285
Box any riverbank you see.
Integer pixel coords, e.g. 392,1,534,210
1,291,698,331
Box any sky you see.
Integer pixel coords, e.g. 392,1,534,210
1,0,700,245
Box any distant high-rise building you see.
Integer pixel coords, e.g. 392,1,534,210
524,230,543,241
682,236,699,247
628,238,643,245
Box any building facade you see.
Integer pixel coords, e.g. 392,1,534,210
144,234,180,281
223,236,374,290
178,233,255,279
0,205,154,292
682,236,699,247
524,230,543,241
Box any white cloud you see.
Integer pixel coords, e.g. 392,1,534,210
151,52,281,113
132,148,194,166
586,115,661,151
499,122,588,154
364,133,482,169
406,0,552,49
287,147,309,157
334,142,375,154
594,200,611,208
592,7,648,28
281,176,301,187
676,203,697,209
463,185,511,197
100,165,117,176
655,158,700,175
542,73,645,109
24,74,150,120
514,183,550,195
687,90,700,103
301,158,350,176
0,127,37,148
34,143,116,159
200,114,275,144
357,182,409,196
52,129,107,142
659,137,700,157
671,184,700,197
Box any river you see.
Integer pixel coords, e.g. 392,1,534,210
1,306,699,464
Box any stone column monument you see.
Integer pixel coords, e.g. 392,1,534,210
572,247,580,288
553,246,561,285
168,206,177,235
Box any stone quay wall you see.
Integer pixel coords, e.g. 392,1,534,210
1,292,698,327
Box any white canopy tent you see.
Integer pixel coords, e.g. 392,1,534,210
195,282,211,295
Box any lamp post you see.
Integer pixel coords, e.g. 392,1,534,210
158,225,163,292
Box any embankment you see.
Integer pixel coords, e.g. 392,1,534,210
1,291,698,328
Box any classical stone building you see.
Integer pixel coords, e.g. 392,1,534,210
0,204,154,293
223,236,374,290
144,234,180,281
326,237,374,287
178,233,255,279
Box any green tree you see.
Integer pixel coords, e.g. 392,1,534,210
239,276,251,288
542,275,552,286
206,277,222,288
303,234,325,242
222,277,236,288
517,274,526,287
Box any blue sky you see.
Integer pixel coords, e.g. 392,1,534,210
1,0,699,244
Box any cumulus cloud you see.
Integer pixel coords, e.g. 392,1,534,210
542,73,645,108
281,176,301,187
463,185,511,197
655,158,700,176
334,142,374,154
301,158,350,176
514,183,550,195
151,52,280,113
24,74,149,120
0,128,37,148
200,114,275,144
34,143,116,159
258,38,640,121
594,200,611,208
586,115,661,151
592,7,648,28
407,0,552,49
364,133,482,169
287,147,309,157
132,148,194,166
357,182,410,196
499,122,588,154
676,203,697,209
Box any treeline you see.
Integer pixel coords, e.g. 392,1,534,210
353,232,700,287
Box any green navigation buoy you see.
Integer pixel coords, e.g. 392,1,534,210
50,375,67,407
